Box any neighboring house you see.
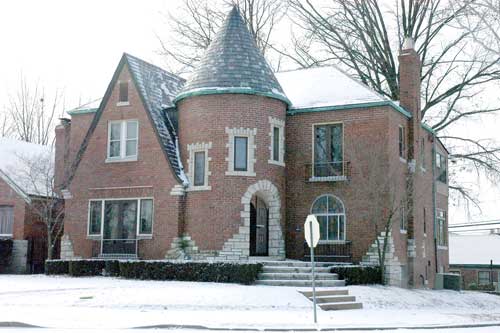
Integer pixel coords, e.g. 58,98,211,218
55,7,449,288
0,138,54,273
449,233,500,290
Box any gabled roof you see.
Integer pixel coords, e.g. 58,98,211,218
275,66,388,110
174,6,289,105
0,137,54,200
65,53,188,188
449,233,500,265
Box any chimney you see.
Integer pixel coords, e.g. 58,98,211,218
54,118,71,191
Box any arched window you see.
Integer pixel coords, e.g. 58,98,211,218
311,195,346,241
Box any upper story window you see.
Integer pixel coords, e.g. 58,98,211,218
118,81,129,105
420,138,426,170
436,152,447,183
400,204,407,233
437,209,447,247
268,116,285,166
314,123,343,177
0,206,14,237
107,120,138,162
399,126,406,160
311,194,346,242
187,142,212,191
225,127,256,176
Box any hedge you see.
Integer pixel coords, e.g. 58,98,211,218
0,239,13,272
331,265,382,285
45,260,262,285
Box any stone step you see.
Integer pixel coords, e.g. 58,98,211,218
319,301,363,311
260,261,350,268
256,279,345,287
262,266,332,273
299,289,349,297
258,272,339,280
313,295,356,303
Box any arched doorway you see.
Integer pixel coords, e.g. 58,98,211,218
250,196,268,256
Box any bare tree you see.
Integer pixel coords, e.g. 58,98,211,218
15,150,64,260
287,0,500,207
7,75,64,145
0,112,12,138
158,0,288,72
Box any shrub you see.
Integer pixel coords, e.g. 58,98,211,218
69,260,107,277
45,260,69,275
104,260,120,277
0,239,13,272
468,283,495,291
331,265,382,285
443,273,461,291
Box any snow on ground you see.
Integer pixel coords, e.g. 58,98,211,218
0,275,500,330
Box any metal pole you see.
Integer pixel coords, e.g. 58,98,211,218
310,221,317,324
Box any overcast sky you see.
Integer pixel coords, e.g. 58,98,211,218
0,0,499,225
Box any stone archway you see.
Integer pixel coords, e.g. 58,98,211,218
219,180,285,260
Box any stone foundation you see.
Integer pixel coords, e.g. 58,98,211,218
4,240,28,274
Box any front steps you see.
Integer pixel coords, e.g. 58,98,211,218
256,261,346,287
299,289,363,311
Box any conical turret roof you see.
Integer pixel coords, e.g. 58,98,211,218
174,6,290,105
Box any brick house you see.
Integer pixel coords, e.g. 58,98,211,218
56,7,449,287
0,138,55,273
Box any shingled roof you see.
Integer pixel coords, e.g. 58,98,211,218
174,6,289,105
65,53,188,188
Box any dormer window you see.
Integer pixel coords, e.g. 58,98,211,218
106,120,138,162
117,81,129,106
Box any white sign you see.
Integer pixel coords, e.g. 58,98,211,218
304,214,320,248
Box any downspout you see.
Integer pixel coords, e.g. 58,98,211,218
432,134,438,273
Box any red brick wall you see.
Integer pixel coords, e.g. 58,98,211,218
64,64,181,259
177,94,287,252
0,177,26,239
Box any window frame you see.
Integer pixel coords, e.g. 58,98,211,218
117,80,130,106
399,125,406,161
106,120,139,162
87,197,154,238
436,209,447,247
187,142,212,191
310,194,347,243
225,128,256,177
478,271,491,285
268,116,285,166
0,205,14,237
436,152,447,183
400,204,407,233
420,138,426,171
311,122,344,179
234,136,249,171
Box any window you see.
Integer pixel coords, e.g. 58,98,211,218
226,128,256,176
478,271,491,285
118,81,129,104
423,207,427,235
0,206,14,236
420,138,426,169
311,195,346,241
437,209,447,246
436,152,447,183
88,201,102,236
399,126,406,159
107,120,138,161
87,198,153,237
400,204,407,232
269,116,285,166
234,137,248,171
314,123,343,177
187,142,211,190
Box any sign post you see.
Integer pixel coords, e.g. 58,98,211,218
304,214,320,324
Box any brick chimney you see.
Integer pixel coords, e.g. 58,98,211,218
54,118,71,191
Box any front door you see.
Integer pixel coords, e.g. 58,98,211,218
101,200,137,256
250,197,268,256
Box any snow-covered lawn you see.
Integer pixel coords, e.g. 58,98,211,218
1,275,500,330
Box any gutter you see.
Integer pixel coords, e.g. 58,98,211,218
432,133,438,273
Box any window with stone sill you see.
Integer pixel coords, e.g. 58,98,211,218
268,116,285,166
225,127,256,176
0,205,14,237
399,126,406,160
187,142,212,191
107,120,138,162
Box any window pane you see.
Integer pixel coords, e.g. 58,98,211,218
328,216,339,240
119,81,128,102
338,215,345,240
126,121,138,139
109,141,121,158
0,206,13,235
234,136,248,171
194,151,206,186
314,126,327,176
479,272,490,285
328,196,344,214
312,195,328,214
126,140,137,157
110,123,121,140
273,127,280,161
140,199,153,234
89,201,102,235
331,124,343,163
317,215,328,240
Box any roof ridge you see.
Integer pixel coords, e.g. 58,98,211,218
124,53,185,83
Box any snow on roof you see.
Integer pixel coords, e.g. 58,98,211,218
449,233,500,265
0,137,54,198
275,66,387,110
